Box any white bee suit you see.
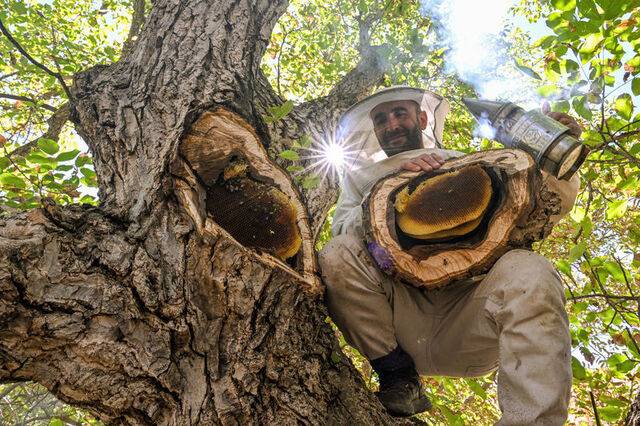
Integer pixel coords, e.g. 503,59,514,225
319,87,579,425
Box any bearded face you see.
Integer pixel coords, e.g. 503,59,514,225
370,100,429,157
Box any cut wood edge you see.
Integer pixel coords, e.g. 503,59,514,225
365,149,541,289
172,108,321,294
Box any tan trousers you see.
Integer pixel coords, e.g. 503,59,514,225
318,234,572,425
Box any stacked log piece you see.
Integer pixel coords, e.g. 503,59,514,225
363,149,560,289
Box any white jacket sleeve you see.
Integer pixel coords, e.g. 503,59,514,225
331,171,365,237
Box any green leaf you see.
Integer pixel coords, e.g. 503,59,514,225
0,156,10,171
577,0,601,20
532,35,555,49
27,153,57,165
267,100,294,122
437,403,464,425
627,56,640,69
0,174,26,189
80,195,96,204
556,259,572,277
80,167,96,179
551,0,576,11
568,242,586,263
537,85,559,98
572,96,593,120
75,154,92,167
603,261,627,283
466,379,487,399
572,302,589,313
633,78,640,96
278,150,300,161
571,356,587,380
599,405,622,421
580,216,593,237
598,0,632,19
56,149,80,162
298,134,312,148
606,199,628,220
614,359,636,373
579,33,604,55
614,94,634,121
286,165,304,173
37,138,59,155
514,61,542,80
50,418,64,426
552,100,570,113
302,174,321,189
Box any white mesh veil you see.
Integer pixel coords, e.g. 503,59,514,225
336,86,450,172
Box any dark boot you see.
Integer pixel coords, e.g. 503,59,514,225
370,345,432,417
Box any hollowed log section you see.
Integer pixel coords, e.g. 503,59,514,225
364,149,555,289
172,108,320,293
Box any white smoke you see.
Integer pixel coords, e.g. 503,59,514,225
473,113,497,139
420,0,540,108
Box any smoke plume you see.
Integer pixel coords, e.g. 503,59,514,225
420,0,540,108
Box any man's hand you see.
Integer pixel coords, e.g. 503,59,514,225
542,102,583,139
400,153,445,172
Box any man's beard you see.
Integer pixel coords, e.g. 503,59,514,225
380,125,423,157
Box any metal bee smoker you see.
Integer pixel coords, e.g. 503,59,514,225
463,98,589,180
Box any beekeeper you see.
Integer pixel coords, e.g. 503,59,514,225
318,86,581,422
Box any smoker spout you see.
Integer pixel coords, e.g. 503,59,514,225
462,98,511,124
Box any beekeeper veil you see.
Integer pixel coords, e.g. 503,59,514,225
336,86,449,172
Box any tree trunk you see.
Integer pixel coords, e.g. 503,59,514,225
627,393,640,426
0,0,410,424
363,149,562,288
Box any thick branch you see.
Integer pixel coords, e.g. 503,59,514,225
121,0,146,55
7,103,70,158
298,45,388,126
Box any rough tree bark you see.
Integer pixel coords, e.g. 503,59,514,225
627,393,640,426
0,1,413,424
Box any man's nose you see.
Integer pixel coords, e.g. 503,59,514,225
386,113,401,130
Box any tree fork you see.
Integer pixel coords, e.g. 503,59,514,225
0,102,408,424
0,0,416,423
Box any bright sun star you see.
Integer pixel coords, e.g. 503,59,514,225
297,133,357,183
324,142,346,168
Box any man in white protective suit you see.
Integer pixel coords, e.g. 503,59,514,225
318,86,582,423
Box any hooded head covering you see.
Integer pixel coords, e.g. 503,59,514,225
336,86,450,172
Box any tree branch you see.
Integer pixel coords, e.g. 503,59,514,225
121,0,146,55
590,391,602,426
6,102,70,158
569,294,640,302
0,93,57,112
0,71,18,82
606,143,640,167
0,18,72,100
